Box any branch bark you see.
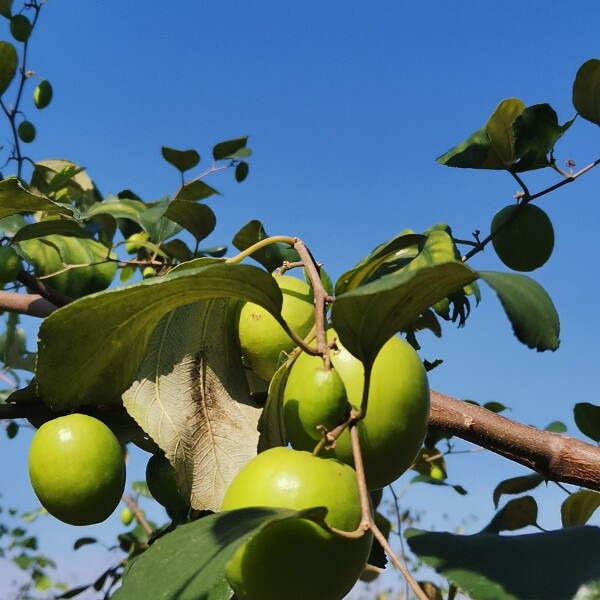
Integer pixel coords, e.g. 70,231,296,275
0,290,57,318
430,390,600,492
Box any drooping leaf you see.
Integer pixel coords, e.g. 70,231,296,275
482,496,539,534
0,178,73,219
513,104,575,172
492,474,544,509
36,262,287,409
212,137,249,161
0,41,17,95
331,261,476,370
406,525,600,600
172,179,221,202
573,58,600,126
232,220,299,272
122,300,261,512
112,507,324,600
573,402,600,443
161,147,200,172
478,271,560,351
164,201,216,244
486,98,525,167
561,490,600,528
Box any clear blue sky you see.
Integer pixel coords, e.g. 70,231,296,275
1,1,599,597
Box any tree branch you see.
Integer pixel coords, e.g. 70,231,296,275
0,290,57,317
430,390,600,492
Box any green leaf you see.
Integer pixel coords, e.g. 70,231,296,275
545,420,567,433
6,421,18,438
0,178,73,219
131,481,151,498
410,474,467,495
173,179,221,202
112,507,321,600
478,271,560,351
212,137,248,161
0,41,17,95
0,1,13,19
164,201,216,244
513,104,574,172
482,401,508,414
36,262,287,409
573,58,600,126
492,474,544,509
331,261,476,370
161,147,200,172
12,219,90,243
436,124,506,170
73,537,97,550
122,300,260,512
257,363,290,452
482,496,539,534
486,98,525,167
82,196,148,225
235,161,249,182
232,220,299,272
562,490,600,528
573,402,600,443
406,525,600,600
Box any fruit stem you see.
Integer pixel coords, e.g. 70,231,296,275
224,235,297,265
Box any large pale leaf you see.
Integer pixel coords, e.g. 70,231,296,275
478,271,560,351
406,526,600,600
485,98,525,167
0,178,72,219
36,262,287,410
0,41,17,95
113,507,324,600
573,58,600,126
123,300,260,512
331,261,476,369
12,218,90,243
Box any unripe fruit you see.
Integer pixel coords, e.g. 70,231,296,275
221,447,372,600
17,121,36,143
491,204,554,272
125,232,149,254
0,246,21,285
145,453,187,510
238,275,315,381
284,330,429,490
10,14,32,42
120,507,134,526
283,364,349,441
28,414,126,526
34,80,53,109
142,266,156,279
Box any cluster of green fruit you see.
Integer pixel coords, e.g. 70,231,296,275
229,274,430,599
490,203,554,271
28,414,187,527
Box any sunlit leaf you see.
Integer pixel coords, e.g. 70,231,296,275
0,41,17,95
478,271,559,351
562,490,600,528
573,58,600,126
486,98,525,167
436,124,505,170
0,178,73,219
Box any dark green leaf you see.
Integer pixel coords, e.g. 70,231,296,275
406,526,600,600
0,1,12,19
492,474,544,509
573,58,600,126
478,271,560,351
74,537,97,551
235,161,249,182
212,137,248,161
0,178,73,219
331,262,476,370
164,201,216,243
161,147,200,172
0,41,17,95
436,125,505,170
6,421,18,438
410,474,468,495
561,490,600,527
573,402,600,442
545,421,567,433
199,245,227,258
482,401,508,414
232,220,299,272
57,585,92,599
173,179,221,202
112,507,321,600
482,496,539,533
138,197,182,243
36,262,287,409
486,98,525,167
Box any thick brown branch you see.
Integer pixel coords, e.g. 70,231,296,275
430,390,600,492
0,290,57,318
16,270,73,308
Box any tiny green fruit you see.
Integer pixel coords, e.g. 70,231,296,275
34,80,53,109
17,121,36,143
491,204,554,272
142,266,155,279
145,453,187,510
0,246,21,285
120,507,134,526
28,414,126,526
125,232,149,254
10,14,32,42
221,447,372,600
238,275,315,381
